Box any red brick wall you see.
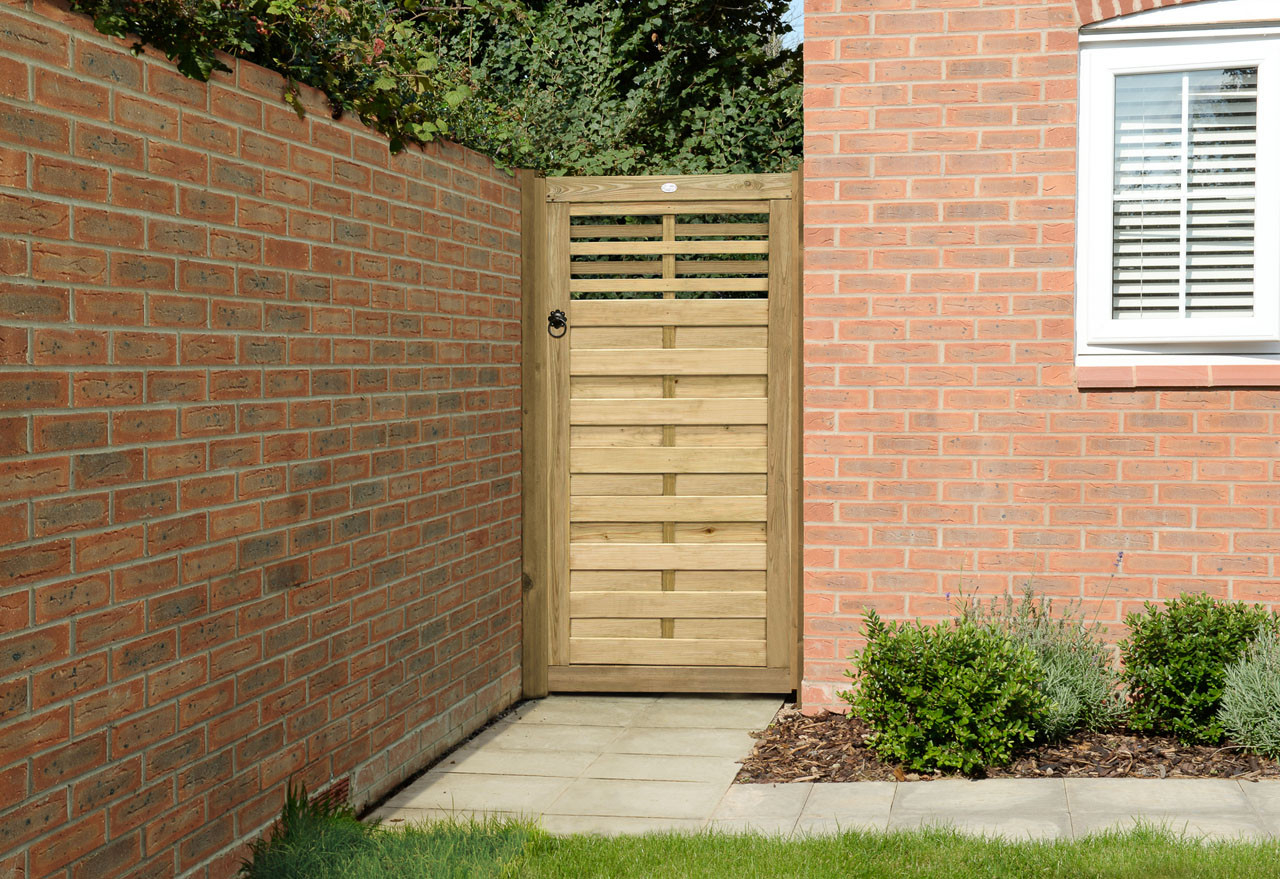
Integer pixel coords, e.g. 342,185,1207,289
800,0,1280,708
0,2,523,876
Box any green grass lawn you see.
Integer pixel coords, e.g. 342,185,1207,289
240,812,1280,879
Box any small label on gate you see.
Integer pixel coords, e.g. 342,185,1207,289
661,183,678,193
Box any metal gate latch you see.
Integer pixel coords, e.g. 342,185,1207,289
547,309,568,338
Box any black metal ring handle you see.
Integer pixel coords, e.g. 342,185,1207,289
547,309,567,338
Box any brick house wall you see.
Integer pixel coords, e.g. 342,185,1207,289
801,0,1280,708
0,2,522,876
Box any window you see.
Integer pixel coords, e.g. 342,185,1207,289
1077,2,1280,366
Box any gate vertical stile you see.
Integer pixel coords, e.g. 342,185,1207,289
519,170,550,697
547,201,573,670
521,173,801,697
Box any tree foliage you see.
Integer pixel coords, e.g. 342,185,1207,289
70,0,801,174
69,0,472,152
435,0,802,174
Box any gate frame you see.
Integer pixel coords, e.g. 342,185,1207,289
519,172,803,698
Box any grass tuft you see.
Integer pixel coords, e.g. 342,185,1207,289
239,785,529,879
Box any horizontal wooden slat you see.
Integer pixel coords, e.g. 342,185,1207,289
569,523,663,542
674,522,766,543
673,377,768,399
568,222,770,240
570,240,769,256
567,570,768,590
571,348,767,376
570,522,765,543
570,224,662,239
571,327,665,348
569,543,766,570
676,327,769,348
571,591,765,619
571,398,768,425
671,425,767,446
547,174,792,203
570,474,665,495
571,447,766,473
676,474,768,495
568,637,765,666
570,496,766,522
674,619,766,640
572,619,662,638
571,277,769,294
569,259,767,276
569,201,771,217
572,300,768,326
548,664,790,692
571,377,665,398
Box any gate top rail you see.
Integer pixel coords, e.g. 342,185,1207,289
544,173,794,203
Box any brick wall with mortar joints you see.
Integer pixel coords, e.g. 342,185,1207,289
0,2,523,876
802,0,1280,709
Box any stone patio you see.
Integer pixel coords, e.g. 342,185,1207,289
370,695,1280,840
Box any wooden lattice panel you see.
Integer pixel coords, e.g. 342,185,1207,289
565,212,771,667
521,172,800,695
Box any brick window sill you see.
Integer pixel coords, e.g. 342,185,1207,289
1077,364,1280,389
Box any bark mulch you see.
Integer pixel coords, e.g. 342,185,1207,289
735,707,1280,784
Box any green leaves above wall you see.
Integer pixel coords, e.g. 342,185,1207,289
70,0,801,174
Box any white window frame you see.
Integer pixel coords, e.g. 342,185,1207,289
1076,9,1280,363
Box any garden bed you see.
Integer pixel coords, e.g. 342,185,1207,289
736,708,1280,784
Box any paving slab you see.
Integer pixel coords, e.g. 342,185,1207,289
711,783,813,820
547,778,728,819
583,752,742,785
384,771,572,814
798,780,895,834
607,726,757,758
1240,780,1280,835
637,696,788,729
1069,811,1270,841
894,778,1068,814
461,720,624,753
369,695,1277,842
510,697,657,727
707,816,801,835
435,747,599,778
1066,779,1266,841
888,778,1071,840
539,815,705,836
1066,777,1251,813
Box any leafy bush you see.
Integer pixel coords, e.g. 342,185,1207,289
965,589,1126,741
69,0,802,173
1121,594,1279,745
841,610,1048,776
433,0,802,174
1219,625,1280,758
69,0,471,152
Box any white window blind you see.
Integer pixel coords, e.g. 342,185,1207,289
1112,68,1259,322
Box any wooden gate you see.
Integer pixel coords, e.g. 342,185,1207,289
520,172,801,695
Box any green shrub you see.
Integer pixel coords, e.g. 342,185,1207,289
841,610,1048,776
69,0,803,173
1121,594,1279,745
1219,625,1280,758
966,588,1126,741
69,0,473,151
